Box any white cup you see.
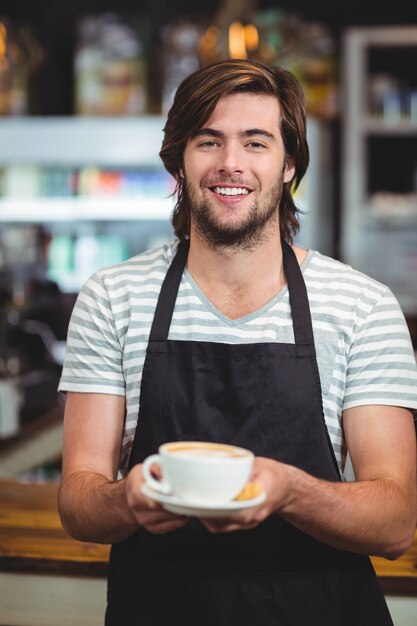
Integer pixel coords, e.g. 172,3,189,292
142,441,254,504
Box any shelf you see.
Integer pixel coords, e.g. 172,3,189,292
366,210,417,227
341,27,417,316
0,196,174,222
363,117,417,135
345,26,417,47
0,117,166,167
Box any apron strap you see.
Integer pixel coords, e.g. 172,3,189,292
282,240,315,349
149,239,190,342
149,238,315,349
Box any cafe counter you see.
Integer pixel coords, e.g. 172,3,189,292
0,480,416,626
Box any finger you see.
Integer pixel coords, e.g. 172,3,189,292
146,517,189,534
149,464,162,480
141,510,185,523
200,514,259,530
139,509,188,526
201,520,259,533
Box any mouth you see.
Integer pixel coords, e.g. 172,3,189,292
209,184,254,203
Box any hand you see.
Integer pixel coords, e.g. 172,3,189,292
125,463,189,534
199,456,291,534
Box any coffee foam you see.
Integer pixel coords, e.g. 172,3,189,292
174,448,236,459
164,442,249,459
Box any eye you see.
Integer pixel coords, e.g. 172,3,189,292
197,140,219,148
247,141,267,149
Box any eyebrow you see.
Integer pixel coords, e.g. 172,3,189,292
191,128,276,142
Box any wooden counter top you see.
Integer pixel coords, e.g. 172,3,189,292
0,479,416,593
0,480,109,576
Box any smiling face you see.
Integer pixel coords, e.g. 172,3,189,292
182,92,295,250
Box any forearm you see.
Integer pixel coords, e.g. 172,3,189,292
278,465,416,559
58,470,138,544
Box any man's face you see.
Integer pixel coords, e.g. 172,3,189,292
182,92,295,249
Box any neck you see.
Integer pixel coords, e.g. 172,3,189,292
186,223,288,319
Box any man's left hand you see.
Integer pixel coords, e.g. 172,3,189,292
199,456,290,533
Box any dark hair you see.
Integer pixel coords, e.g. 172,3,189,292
159,59,309,243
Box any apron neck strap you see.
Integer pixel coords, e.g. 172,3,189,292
149,239,190,341
282,240,315,347
149,238,315,348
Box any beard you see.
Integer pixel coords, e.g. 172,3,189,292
186,172,285,251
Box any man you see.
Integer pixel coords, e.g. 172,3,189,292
58,59,417,625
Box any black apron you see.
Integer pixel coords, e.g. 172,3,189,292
105,240,392,626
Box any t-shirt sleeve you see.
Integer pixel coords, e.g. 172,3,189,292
343,286,417,411
58,272,125,396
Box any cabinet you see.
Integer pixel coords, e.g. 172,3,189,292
341,26,417,315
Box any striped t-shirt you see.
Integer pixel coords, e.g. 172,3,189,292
59,239,417,477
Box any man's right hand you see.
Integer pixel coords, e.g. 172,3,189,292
125,464,189,534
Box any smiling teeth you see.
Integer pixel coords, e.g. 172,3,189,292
214,187,249,196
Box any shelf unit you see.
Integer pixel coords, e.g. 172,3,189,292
0,197,173,222
0,117,165,167
341,26,417,315
0,116,178,294
0,116,174,222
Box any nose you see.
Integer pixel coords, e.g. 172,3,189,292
216,142,245,176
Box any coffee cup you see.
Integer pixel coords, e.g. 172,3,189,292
142,441,254,504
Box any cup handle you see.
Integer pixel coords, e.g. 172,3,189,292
142,454,172,495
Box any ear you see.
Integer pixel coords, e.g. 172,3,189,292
283,161,296,184
179,168,185,179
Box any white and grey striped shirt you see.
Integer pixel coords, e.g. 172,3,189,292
59,239,417,477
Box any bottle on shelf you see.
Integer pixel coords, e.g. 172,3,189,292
0,17,43,116
74,13,148,116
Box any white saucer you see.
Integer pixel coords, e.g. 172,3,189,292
141,484,266,518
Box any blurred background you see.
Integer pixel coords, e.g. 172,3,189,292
0,0,416,483
0,3,416,625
